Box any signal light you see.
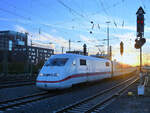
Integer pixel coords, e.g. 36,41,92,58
134,38,146,49
141,20,143,24
137,15,144,33
120,41,124,56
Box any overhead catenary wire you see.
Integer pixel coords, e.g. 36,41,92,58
0,7,31,21
0,0,107,43
0,0,146,55
56,0,101,35
57,0,91,22
97,0,126,31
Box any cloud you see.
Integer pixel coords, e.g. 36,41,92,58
112,32,136,42
79,34,105,54
146,38,150,43
13,25,148,56
117,25,136,31
50,29,57,33
79,35,100,45
15,25,28,33
14,25,90,53
29,32,70,51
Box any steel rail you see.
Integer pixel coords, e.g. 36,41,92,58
0,80,34,85
0,91,55,111
55,75,138,113
0,82,35,89
86,77,139,113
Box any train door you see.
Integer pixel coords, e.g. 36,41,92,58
79,59,88,83
86,60,91,82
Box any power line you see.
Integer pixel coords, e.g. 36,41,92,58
57,0,91,22
0,7,31,21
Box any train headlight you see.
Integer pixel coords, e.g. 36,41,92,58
53,73,59,76
39,73,44,76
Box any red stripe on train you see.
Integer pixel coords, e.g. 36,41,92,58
36,71,111,83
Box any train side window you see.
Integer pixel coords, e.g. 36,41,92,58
80,59,86,65
106,62,110,67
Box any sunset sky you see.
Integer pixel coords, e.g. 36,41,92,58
0,0,150,66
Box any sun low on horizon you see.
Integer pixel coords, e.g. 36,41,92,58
112,53,139,66
112,52,150,67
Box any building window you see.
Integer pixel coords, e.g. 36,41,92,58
9,40,12,51
80,59,86,65
44,50,47,53
14,48,18,51
32,60,34,63
31,52,35,55
39,50,43,52
23,48,26,51
32,48,35,52
17,39,25,46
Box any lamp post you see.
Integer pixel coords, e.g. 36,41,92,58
30,40,33,76
106,21,111,57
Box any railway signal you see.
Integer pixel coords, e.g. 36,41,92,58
135,6,146,75
137,14,144,33
135,7,146,49
83,44,87,55
134,38,146,49
120,41,123,56
136,7,145,36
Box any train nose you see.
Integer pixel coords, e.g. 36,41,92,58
36,82,48,89
36,81,61,90
36,74,61,90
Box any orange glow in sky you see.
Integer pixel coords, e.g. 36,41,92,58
113,53,138,66
113,52,150,66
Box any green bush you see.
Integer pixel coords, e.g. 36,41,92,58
0,63,3,74
8,62,24,74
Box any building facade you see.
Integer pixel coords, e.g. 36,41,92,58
0,31,28,63
28,46,54,64
0,30,54,64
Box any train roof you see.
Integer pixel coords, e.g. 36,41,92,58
52,53,110,62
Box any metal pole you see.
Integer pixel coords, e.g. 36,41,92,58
69,39,71,51
25,33,29,75
140,47,142,72
62,47,64,54
106,21,110,56
110,46,112,60
30,40,32,76
3,33,8,76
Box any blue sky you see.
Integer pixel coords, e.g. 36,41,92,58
0,0,150,65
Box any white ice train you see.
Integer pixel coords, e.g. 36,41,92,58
36,54,136,90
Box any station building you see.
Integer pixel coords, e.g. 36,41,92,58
0,30,54,65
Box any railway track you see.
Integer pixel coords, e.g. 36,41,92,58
0,79,34,85
0,81,35,89
0,91,58,111
55,75,139,113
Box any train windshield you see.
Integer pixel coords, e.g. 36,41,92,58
44,58,69,66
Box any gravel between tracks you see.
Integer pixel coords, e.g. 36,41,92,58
1,73,137,113
98,75,150,113
0,85,42,102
